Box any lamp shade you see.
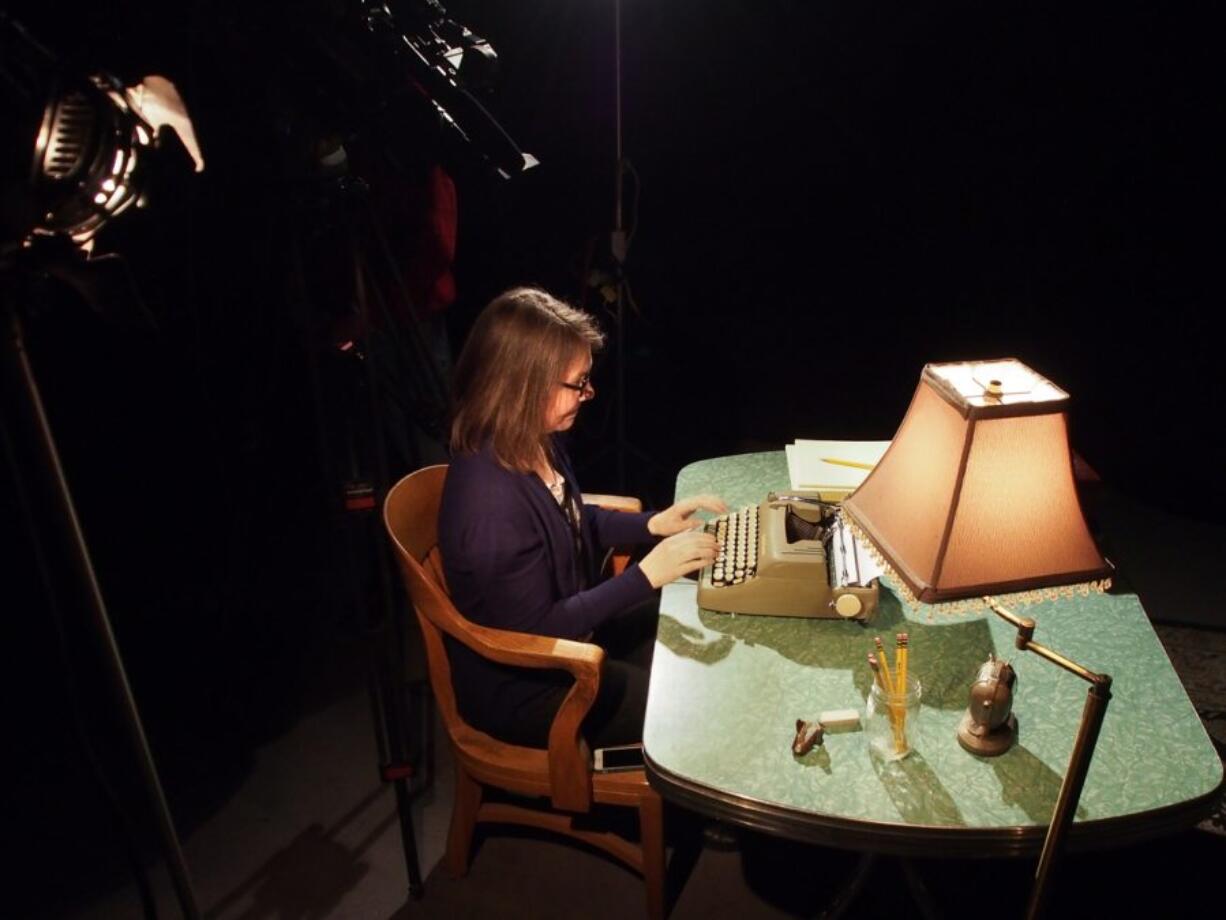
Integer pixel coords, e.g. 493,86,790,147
842,359,1112,603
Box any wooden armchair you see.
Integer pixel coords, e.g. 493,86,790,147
383,464,665,919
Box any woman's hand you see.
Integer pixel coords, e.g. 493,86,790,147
639,530,720,589
647,494,728,537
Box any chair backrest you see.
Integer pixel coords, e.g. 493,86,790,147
382,464,469,738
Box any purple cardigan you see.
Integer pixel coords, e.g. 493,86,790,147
439,444,657,639
437,442,658,734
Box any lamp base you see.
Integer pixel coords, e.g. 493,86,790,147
956,711,1018,756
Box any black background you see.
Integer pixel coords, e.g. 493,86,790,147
2,1,1221,913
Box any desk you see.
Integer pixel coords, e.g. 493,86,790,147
642,451,1223,857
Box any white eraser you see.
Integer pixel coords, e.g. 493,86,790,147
819,708,861,729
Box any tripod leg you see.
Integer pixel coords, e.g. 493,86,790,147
367,633,426,898
391,771,425,897
2,302,201,919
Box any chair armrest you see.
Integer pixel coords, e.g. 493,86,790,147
464,619,604,811
409,565,604,699
582,493,643,514
582,493,644,577
464,620,604,681
436,611,603,810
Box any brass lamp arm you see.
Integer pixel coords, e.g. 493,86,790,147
987,599,1113,691
984,597,1114,920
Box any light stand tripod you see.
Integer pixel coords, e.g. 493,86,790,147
1,19,201,913
1,278,200,920
285,164,454,898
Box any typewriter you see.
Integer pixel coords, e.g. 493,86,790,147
697,493,881,621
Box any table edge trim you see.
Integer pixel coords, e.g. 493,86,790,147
644,750,1224,857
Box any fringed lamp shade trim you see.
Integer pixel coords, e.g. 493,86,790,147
846,515,1113,614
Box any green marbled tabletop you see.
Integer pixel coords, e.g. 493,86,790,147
643,451,1223,853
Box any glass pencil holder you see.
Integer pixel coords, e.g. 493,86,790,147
866,676,922,762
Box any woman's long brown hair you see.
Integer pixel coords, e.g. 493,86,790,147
450,287,604,471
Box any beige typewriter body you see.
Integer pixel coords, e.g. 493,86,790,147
697,494,879,621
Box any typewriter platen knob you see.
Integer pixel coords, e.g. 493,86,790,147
834,593,863,618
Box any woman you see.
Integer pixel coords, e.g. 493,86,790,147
439,287,725,748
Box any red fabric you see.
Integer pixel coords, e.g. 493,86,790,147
414,164,457,314
351,141,459,321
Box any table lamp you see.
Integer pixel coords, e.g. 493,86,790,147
842,359,1115,920
842,358,1113,606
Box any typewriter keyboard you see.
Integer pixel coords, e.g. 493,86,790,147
706,505,759,586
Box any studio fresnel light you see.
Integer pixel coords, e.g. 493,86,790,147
4,11,202,252
31,72,154,244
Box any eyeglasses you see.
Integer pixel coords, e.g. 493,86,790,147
559,373,595,398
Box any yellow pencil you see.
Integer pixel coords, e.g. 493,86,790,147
874,637,895,694
896,633,909,695
868,654,888,693
895,634,910,753
822,457,876,471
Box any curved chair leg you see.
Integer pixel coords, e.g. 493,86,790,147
446,762,482,878
639,789,666,920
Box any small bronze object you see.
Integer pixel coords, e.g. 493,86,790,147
792,719,826,756
957,654,1018,756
